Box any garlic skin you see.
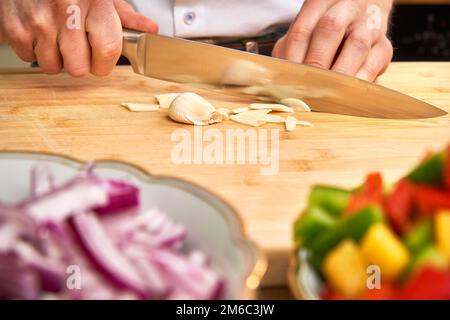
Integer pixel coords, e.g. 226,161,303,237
168,92,221,126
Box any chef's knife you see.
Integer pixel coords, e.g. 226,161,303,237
122,29,447,119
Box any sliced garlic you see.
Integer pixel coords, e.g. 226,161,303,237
231,107,250,114
265,115,285,123
285,116,297,132
250,103,293,113
155,93,180,109
230,110,270,127
121,103,160,112
168,92,221,126
296,120,314,127
280,98,311,112
216,108,231,121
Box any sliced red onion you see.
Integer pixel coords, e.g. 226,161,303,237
94,180,139,215
0,254,40,299
70,211,151,298
24,177,108,224
30,163,54,197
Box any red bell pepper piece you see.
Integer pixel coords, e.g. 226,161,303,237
416,186,450,216
360,281,398,300
345,173,384,215
322,288,347,300
445,146,450,189
396,266,450,300
385,179,416,232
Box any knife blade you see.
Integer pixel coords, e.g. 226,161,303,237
122,29,447,119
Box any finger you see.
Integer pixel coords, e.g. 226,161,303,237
303,3,357,69
34,34,62,74
331,28,375,76
8,30,36,62
272,35,287,58
86,1,122,77
355,37,393,82
114,0,158,33
58,3,90,77
283,0,336,63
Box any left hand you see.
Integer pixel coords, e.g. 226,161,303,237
272,0,394,82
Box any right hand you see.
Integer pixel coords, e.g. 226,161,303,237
0,0,158,77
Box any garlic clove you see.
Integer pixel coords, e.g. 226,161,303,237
121,103,160,112
280,98,311,112
222,60,271,86
168,92,221,126
265,114,285,123
155,93,180,109
285,116,297,132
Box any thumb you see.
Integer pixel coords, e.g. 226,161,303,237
114,0,159,33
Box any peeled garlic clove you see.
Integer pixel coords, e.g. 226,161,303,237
280,98,311,112
121,103,160,112
155,93,180,109
168,92,220,126
231,107,249,114
230,114,264,127
296,120,314,127
216,108,231,121
285,116,297,132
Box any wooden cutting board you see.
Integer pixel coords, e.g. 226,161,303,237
0,62,449,285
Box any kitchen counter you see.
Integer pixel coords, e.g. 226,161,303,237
0,62,449,288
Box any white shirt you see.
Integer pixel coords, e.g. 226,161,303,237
130,0,303,38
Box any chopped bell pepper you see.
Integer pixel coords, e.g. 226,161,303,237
445,146,450,189
361,223,410,280
435,210,450,262
396,266,450,300
385,179,415,232
345,173,384,215
294,206,336,247
308,186,351,218
306,206,384,270
408,151,445,187
416,186,450,216
360,281,398,300
322,240,368,298
403,245,448,278
403,219,433,253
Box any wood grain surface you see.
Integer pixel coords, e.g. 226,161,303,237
0,62,449,286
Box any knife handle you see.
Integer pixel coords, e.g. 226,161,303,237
122,29,143,74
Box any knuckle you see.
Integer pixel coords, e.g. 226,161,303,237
288,27,312,43
304,58,327,69
40,63,62,75
66,66,89,77
349,34,372,52
317,15,345,33
96,40,122,61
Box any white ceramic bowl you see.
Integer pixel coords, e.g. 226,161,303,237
0,151,267,299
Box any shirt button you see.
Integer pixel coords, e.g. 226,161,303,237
184,12,196,25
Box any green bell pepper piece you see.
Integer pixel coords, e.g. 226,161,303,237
305,205,384,270
294,206,337,247
408,151,445,187
403,245,447,279
308,186,351,217
403,219,434,253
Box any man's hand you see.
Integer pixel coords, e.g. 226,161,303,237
272,0,394,81
0,0,158,76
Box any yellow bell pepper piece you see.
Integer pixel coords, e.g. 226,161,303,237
435,210,450,262
322,240,368,298
361,223,410,280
